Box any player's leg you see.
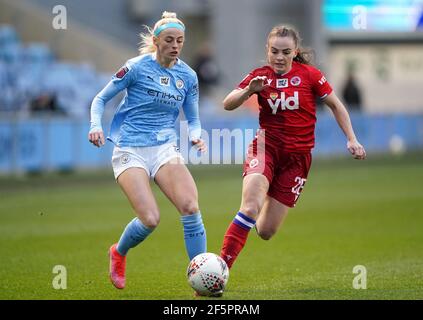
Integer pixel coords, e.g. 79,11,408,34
220,131,274,269
239,174,270,219
154,158,207,261
255,196,289,240
254,151,312,241
116,167,160,254
220,173,269,269
109,167,159,289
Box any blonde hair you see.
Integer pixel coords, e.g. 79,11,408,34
138,11,185,55
267,25,314,65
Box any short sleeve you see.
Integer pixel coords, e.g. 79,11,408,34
237,70,257,90
310,68,333,99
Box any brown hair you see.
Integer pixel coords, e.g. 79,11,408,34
267,25,314,65
138,11,185,54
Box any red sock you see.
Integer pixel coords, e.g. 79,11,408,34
220,222,251,269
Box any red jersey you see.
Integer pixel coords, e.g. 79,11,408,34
238,62,333,152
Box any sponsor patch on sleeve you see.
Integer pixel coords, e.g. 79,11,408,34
191,83,198,96
115,66,129,79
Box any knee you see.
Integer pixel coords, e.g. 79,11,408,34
257,229,275,241
141,214,160,229
240,202,261,220
134,208,160,229
178,199,199,215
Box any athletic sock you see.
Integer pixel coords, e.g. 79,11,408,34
220,212,256,269
116,217,154,256
181,212,207,260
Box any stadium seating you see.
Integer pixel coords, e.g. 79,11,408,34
0,24,110,116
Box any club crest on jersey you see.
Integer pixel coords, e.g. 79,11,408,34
160,77,170,86
276,78,288,88
249,158,259,168
176,79,184,89
290,76,301,86
115,66,129,79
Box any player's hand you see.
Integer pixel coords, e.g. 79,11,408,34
247,76,268,93
88,128,105,148
191,138,207,153
347,140,366,160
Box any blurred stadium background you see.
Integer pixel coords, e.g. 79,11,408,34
0,0,422,172
0,0,422,300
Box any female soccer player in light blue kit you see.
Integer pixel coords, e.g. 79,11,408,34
88,12,207,290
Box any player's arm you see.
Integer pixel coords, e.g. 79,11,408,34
182,76,206,152
89,64,134,147
323,92,366,160
223,76,268,111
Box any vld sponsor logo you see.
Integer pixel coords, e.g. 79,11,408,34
267,91,299,114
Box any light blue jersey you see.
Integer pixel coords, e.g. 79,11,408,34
90,53,201,147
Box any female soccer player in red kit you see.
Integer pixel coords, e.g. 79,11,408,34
220,25,366,272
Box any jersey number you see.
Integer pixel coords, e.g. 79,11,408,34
291,176,307,201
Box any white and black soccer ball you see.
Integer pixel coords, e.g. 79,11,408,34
187,252,229,296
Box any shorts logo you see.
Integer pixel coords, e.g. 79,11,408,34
290,76,301,86
277,78,288,88
121,153,131,165
176,79,184,89
249,158,259,168
160,77,170,86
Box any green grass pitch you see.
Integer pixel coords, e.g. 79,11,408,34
0,152,422,300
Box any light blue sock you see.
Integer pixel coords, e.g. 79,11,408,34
181,212,207,261
116,218,153,256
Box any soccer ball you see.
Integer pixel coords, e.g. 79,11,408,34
187,252,229,296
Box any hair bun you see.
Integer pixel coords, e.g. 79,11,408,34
162,11,177,19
